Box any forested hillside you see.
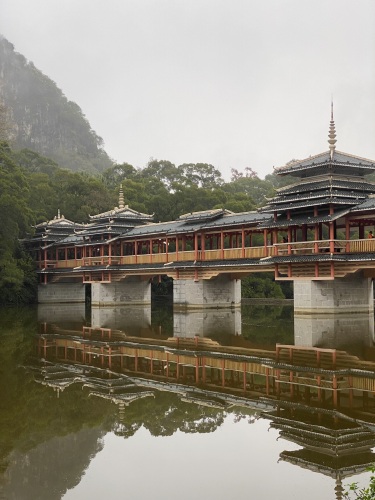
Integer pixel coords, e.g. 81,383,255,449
0,35,112,174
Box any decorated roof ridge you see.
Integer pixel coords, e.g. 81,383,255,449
333,149,375,165
274,151,329,173
89,205,154,221
328,101,337,159
178,208,233,220
34,210,82,228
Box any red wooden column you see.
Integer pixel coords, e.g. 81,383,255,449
287,227,292,254
263,229,268,257
135,240,138,264
175,236,179,261
314,224,319,253
329,205,335,253
220,230,224,259
329,223,335,253
345,219,350,252
194,233,199,260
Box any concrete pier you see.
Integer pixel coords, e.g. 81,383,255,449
38,283,86,304
173,275,241,309
294,276,374,315
91,276,151,306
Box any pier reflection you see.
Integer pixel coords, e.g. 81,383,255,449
32,305,375,499
294,313,375,351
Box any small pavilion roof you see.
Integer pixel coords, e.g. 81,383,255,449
89,184,153,223
89,205,153,222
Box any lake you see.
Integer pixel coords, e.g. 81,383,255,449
1,301,374,500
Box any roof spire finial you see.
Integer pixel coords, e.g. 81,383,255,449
328,99,337,160
118,184,125,209
58,208,61,219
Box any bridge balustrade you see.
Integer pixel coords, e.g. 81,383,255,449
275,239,375,256
44,237,375,270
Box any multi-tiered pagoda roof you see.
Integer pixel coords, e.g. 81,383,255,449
260,106,375,226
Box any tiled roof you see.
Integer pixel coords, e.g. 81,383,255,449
178,208,231,223
261,196,359,213
350,197,375,212
277,179,375,196
257,209,350,229
275,150,375,177
266,189,366,206
265,252,375,264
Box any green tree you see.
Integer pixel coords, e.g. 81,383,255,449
0,142,36,304
344,466,375,499
241,273,284,299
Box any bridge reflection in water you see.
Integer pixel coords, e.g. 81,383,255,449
35,304,375,500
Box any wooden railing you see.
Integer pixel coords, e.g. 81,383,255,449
348,239,375,252
45,238,375,270
275,239,375,256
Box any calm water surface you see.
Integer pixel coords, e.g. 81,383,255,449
1,302,374,500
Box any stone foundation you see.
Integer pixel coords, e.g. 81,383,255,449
91,277,151,306
38,283,86,303
173,275,241,309
294,276,374,315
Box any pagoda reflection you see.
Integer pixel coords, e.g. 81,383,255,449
33,306,375,500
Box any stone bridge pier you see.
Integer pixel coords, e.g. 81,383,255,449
294,275,374,315
91,276,151,306
173,275,241,309
38,281,86,304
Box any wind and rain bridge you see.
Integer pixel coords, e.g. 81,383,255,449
26,111,375,315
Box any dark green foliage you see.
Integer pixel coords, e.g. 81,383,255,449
0,142,37,305
241,273,285,299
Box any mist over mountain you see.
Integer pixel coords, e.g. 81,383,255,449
0,35,113,174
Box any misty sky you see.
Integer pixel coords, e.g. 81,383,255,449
1,0,374,179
